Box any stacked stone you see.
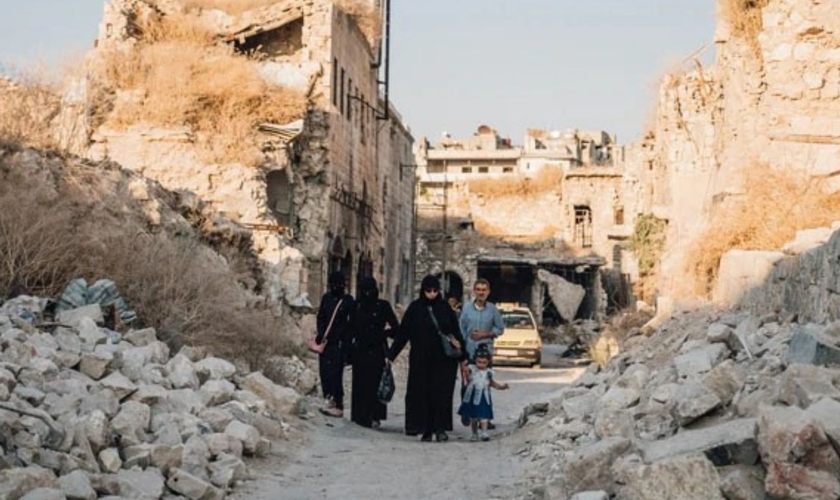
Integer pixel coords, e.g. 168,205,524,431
0,296,304,500
521,309,840,500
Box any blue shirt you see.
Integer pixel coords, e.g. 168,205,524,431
459,301,504,359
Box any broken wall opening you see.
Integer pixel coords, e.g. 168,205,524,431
266,169,294,226
233,18,304,60
478,262,535,308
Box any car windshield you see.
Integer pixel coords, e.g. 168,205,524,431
502,312,534,328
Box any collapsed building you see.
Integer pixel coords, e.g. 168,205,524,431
66,0,415,308
415,125,641,325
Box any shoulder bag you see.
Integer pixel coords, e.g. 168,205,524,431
308,298,344,354
427,306,462,358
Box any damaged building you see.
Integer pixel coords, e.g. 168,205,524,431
415,125,638,325
77,0,415,308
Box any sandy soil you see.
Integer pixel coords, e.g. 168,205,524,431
237,365,584,500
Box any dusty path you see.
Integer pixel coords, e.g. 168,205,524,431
240,366,584,500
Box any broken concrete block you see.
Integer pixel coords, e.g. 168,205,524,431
199,379,236,406
97,448,121,473
164,389,206,415
99,372,137,401
19,488,65,500
793,378,840,408
58,470,97,500
79,352,113,381
702,360,745,405
232,390,267,413
787,325,840,367
650,383,679,405
562,392,599,422
538,269,585,322
757,404,840,475
109,401,151,447
670,381,722,427
641,418,758,465
115,468,165,500
558,437,633,496
765,461,840,500
674,344,730,379
180,435,210,479
599,387,641,410
166,468,224,500
76,318,107,350
718,465,766,500
207,453,247,488
569,492,608,500
166,355,200,390
122,328,157,347
0,466,59,500
79,410,111,454
129,384,169,406
254,437,271,458
621,454,726,500
594,410,635,440
239,372,299,416
56,305,103,329
224,420,260,455
194,357,236,381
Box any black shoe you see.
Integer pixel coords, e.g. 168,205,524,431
435,431,449,442
420,433,432,442
487,422,496,430
461,415,470,427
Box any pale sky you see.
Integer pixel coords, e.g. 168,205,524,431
0,0,715,144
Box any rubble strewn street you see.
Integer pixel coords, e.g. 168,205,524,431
0,296,314,500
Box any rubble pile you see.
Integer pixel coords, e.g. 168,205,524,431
0,295,309,500
521,307,840,499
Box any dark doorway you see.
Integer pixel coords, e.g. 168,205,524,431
477,262,534,307
437,271,464,304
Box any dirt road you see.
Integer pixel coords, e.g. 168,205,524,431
239,365,584,500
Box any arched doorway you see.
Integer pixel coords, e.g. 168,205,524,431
357,251,374,293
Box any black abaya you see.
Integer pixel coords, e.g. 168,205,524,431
388,297,466,435
349,298,399,428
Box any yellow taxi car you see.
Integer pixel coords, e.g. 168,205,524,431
493,303,541,367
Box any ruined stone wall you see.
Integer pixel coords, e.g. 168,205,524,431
638,0,840,300
376,112,416,306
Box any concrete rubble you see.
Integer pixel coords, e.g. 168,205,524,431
520,267,840,498
0,296,312,500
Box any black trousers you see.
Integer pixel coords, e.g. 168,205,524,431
319,342,344,408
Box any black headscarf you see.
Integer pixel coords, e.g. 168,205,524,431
359,276,379,307
419,275,442,303
328,271,346,296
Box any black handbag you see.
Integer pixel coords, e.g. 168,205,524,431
427,306,462,358
377,364,395,404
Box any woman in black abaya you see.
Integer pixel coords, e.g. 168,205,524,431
387,275,467,442
349,277,399,428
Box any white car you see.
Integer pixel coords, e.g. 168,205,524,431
493,304,541,367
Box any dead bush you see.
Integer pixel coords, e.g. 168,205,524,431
720,0,771,50
687,163,840,295
0,70,62,150
95,13,307,166
176,0,277,16
467,167,563,198
0,147,295,375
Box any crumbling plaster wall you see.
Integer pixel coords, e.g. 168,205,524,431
642,0,840,300
81,0,410,307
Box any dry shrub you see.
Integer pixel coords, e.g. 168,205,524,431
97,13,306,165
334,0,383,47
468,167,563,198
0,147,295,374
177,0,277,16
688,163,840,295
0,70,62,150
720,0,771,48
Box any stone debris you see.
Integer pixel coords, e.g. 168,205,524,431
520,305,840,499
0,295,305,499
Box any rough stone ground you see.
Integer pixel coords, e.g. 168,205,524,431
239,365,585,500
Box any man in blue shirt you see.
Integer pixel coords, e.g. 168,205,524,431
459,278,504,363
458,278,505,427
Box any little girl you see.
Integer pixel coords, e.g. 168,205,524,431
458,345,509,441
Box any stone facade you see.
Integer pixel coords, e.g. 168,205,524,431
636,0,840,300
414,126,631,324
81,0,415,308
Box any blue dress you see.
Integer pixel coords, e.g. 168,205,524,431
457,366,494,421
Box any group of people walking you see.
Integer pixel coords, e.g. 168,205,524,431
314,271,509,442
